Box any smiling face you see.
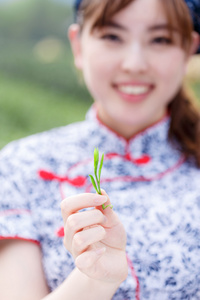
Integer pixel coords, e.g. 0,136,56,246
70,0,194,139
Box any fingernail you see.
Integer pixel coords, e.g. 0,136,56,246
94,195,107,204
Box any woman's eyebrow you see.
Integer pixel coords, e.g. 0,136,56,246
103,22,177,34
103,22,176,32
104,21,127,31
148,23,176,32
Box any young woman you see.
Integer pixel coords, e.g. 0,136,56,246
0,0,199,299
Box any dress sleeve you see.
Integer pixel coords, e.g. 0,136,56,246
0,141,40,245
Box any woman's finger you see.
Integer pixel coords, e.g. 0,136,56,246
70,225,106,257
64,209,107,248
97,189,119,227
61,193,107,223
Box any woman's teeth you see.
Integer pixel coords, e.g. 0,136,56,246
118,85,150,95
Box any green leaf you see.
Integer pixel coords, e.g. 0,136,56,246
102,204,113,210
89,175,99,194
94,148,99,179
94,148,100,193
99,153,104,182
89,148,113,209
97,153,104,194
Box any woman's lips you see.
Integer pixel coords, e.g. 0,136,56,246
114,83,154,103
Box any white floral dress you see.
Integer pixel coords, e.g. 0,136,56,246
0,107,200,299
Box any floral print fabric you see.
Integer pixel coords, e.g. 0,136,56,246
0,108,200,299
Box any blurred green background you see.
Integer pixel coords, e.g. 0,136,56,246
0,0,199,149
0,0,92,149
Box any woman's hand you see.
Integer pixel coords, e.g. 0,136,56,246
61,189,128,285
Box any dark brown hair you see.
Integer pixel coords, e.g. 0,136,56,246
76,0,133,30
76,0,200,167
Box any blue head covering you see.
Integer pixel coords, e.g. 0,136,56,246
74,0,82,13
185,0,200,53
74,0,200,53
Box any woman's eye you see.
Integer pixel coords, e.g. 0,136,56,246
101,34,121,42
152,37,172,45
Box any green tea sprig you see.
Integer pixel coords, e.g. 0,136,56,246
89,148,113,210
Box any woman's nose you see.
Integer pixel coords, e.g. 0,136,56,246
121,43,148,74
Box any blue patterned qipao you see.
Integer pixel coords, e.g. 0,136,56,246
0,106,200,300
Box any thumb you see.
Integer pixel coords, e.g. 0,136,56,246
98,189,118,226
100,189,113,210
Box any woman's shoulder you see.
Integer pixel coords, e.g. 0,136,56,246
1,120,91,155
0,119,96,175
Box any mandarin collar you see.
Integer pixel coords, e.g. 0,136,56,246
85,105,184,176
